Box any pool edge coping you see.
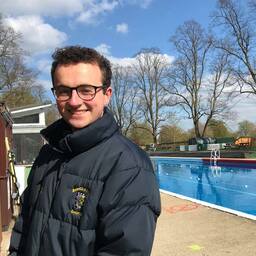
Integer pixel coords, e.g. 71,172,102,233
160,189,256,221
151,156,256,167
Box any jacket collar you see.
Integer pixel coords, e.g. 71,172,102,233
41,108,119,155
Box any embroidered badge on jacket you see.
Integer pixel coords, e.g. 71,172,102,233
71,187,89,216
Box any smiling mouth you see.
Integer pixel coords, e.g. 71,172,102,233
68,110,89,116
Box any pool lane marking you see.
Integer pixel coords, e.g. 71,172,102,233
163,203,200,214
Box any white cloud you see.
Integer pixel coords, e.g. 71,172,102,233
95,43,112,56
109,56,136,66
76,0,118,24
133,52,174,66
140,0,153,8
95,43,174,67
0,0,152,25
162,54,175,64
231,96,256,123
37,59,52,75
95,43,135,66
0,0,119,26
4,16,67,54
120,0,153,8
0,0,83,16
116,23,128,34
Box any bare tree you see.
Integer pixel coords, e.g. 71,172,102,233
0,17,22,89
132,48,172,144
0,15,50,108
201,51,236,136
0,15,41,92
212,0,256,95
109,65,140,136
166,20,235,138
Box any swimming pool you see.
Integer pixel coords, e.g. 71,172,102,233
152,157,256,220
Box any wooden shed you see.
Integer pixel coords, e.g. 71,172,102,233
0,102,13,241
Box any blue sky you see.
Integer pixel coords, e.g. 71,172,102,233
47,0,216,58
0,0,254,130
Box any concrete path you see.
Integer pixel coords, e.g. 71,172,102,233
1,221,13,256
1,193,256,255
152,193,256,256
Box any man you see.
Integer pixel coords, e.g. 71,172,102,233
9,46,161,255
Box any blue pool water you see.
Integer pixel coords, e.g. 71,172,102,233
152,157,256,217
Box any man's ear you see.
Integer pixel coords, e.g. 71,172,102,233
104,86,112,106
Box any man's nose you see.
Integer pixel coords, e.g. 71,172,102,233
68,89,82,105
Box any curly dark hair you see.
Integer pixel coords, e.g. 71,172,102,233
51,45,112,89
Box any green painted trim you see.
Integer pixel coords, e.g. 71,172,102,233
24,166,32,186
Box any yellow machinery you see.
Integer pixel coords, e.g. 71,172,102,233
5,137,20,205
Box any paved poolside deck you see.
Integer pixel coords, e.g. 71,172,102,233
152,193,256,256
1,192,256,255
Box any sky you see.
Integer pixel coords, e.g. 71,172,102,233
0,0,255,131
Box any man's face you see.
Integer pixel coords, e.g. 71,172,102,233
53,62,112,129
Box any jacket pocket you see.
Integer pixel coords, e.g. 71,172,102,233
39,217,96,256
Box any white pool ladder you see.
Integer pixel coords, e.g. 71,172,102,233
210,148,220,166
210,149,221,177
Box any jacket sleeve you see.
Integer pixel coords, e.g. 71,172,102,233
8,145,50,255
95,166,161,256
8,179,33,255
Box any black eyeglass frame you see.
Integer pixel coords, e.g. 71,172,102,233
51,84,106,101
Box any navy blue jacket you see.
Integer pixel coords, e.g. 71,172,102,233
9,108,161,255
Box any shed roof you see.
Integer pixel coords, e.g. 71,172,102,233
10,103,53,118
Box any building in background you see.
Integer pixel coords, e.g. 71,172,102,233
10,104,52,164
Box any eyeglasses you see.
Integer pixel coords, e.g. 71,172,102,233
51,84,105,101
